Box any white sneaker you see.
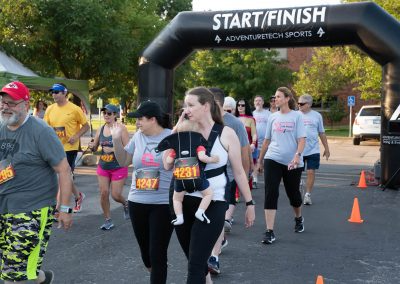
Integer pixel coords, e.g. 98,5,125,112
303,193,312,205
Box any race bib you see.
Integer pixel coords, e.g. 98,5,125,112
0,160,15,184
173,157,200,180
53,127,66,139
135,169,160,190
100,154,114,162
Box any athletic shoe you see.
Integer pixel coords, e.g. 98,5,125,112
221,238,228,250
207,256,220,275
123,201,130,220
224,219,232,233
73,192,85,213
294,216,305,233
303,193,312,205
262,229,276,244
100,219,114,230
42,270,54,284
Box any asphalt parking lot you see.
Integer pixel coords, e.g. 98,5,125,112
4,138,400,284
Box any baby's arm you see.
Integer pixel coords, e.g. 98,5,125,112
197,146,219,164
165,149,176,165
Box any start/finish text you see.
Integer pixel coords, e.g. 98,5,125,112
212,7,327,31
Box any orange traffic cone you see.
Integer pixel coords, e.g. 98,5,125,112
316,275,324,284
348,197,364,223
357,170,367,188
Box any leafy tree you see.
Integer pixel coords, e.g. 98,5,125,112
294,0,399,102
180,49,292,103
325,100,347,128
0,0,191,112
293,47,351,102
157,0,192,19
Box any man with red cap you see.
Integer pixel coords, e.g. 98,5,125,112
0,81,73,283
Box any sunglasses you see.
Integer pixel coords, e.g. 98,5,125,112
270,98,275,102
225,109,232,113
102,111,114,116
51,90,65,95
238,104,245,107
298,102,307,106
0,100,24,107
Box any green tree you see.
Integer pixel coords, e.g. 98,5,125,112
293,47,351,102
294,0,399,102
0,0,191,111
180,49,292,102
325,100,347,128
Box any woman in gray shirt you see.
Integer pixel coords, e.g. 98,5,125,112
111,101,173,284
258,87,306,245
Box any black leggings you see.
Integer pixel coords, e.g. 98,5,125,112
263,159,303,209
175,195,226,284
129,202,174,284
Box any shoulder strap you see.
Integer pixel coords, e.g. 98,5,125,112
203,123,226,179
205,123,224,154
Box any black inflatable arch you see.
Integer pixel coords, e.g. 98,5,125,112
138,2,400,188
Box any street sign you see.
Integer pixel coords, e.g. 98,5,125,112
97,98,103,109
347,96,355,107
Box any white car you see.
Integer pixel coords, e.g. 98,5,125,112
352,105,381,145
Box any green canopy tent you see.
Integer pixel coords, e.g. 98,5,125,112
0,50,92,134
0,50,89,113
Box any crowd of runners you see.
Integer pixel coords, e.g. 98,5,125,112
0,81,330,284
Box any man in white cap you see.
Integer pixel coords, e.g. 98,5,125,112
0,81,73,284
44,83,89,213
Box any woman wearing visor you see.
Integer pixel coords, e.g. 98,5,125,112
88,104,129,230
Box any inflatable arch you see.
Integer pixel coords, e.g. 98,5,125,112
138,2,400,188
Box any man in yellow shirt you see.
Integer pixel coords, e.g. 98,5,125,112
44,83,89,213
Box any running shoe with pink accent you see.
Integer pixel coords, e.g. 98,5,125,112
73,192,85,213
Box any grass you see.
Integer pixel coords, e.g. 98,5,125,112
325,126,350,137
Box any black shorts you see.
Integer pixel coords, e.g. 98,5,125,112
66,150,78,172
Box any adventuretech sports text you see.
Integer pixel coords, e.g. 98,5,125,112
212,7,327,31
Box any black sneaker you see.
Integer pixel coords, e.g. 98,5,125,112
207,256,220,275
42,270,54,284
262,229,276,244
294,216,305,233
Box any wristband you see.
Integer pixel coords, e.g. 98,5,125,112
168,149,176,158
59,205,73,214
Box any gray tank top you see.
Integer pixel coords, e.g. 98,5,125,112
98,125,121,170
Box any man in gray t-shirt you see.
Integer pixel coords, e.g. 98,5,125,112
298,94,330,205
252,95,271,187
0,81,73,283
208,87,251,274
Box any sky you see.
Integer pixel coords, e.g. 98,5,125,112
192,0,341,11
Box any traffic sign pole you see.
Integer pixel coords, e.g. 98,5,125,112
347,96,355,138
349,105,352,137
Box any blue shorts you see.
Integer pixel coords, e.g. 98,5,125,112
303,153,320,170
252,148,259,160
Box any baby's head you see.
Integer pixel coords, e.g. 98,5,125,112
176,119,199,133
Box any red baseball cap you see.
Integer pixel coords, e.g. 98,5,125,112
0,81,30,101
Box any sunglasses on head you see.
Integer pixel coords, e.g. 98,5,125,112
238,104,245,107
102,111,114,116
298,102,307,106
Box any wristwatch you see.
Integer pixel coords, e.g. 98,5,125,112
296,152,302,157
245,200,256,206
59,205,73,214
